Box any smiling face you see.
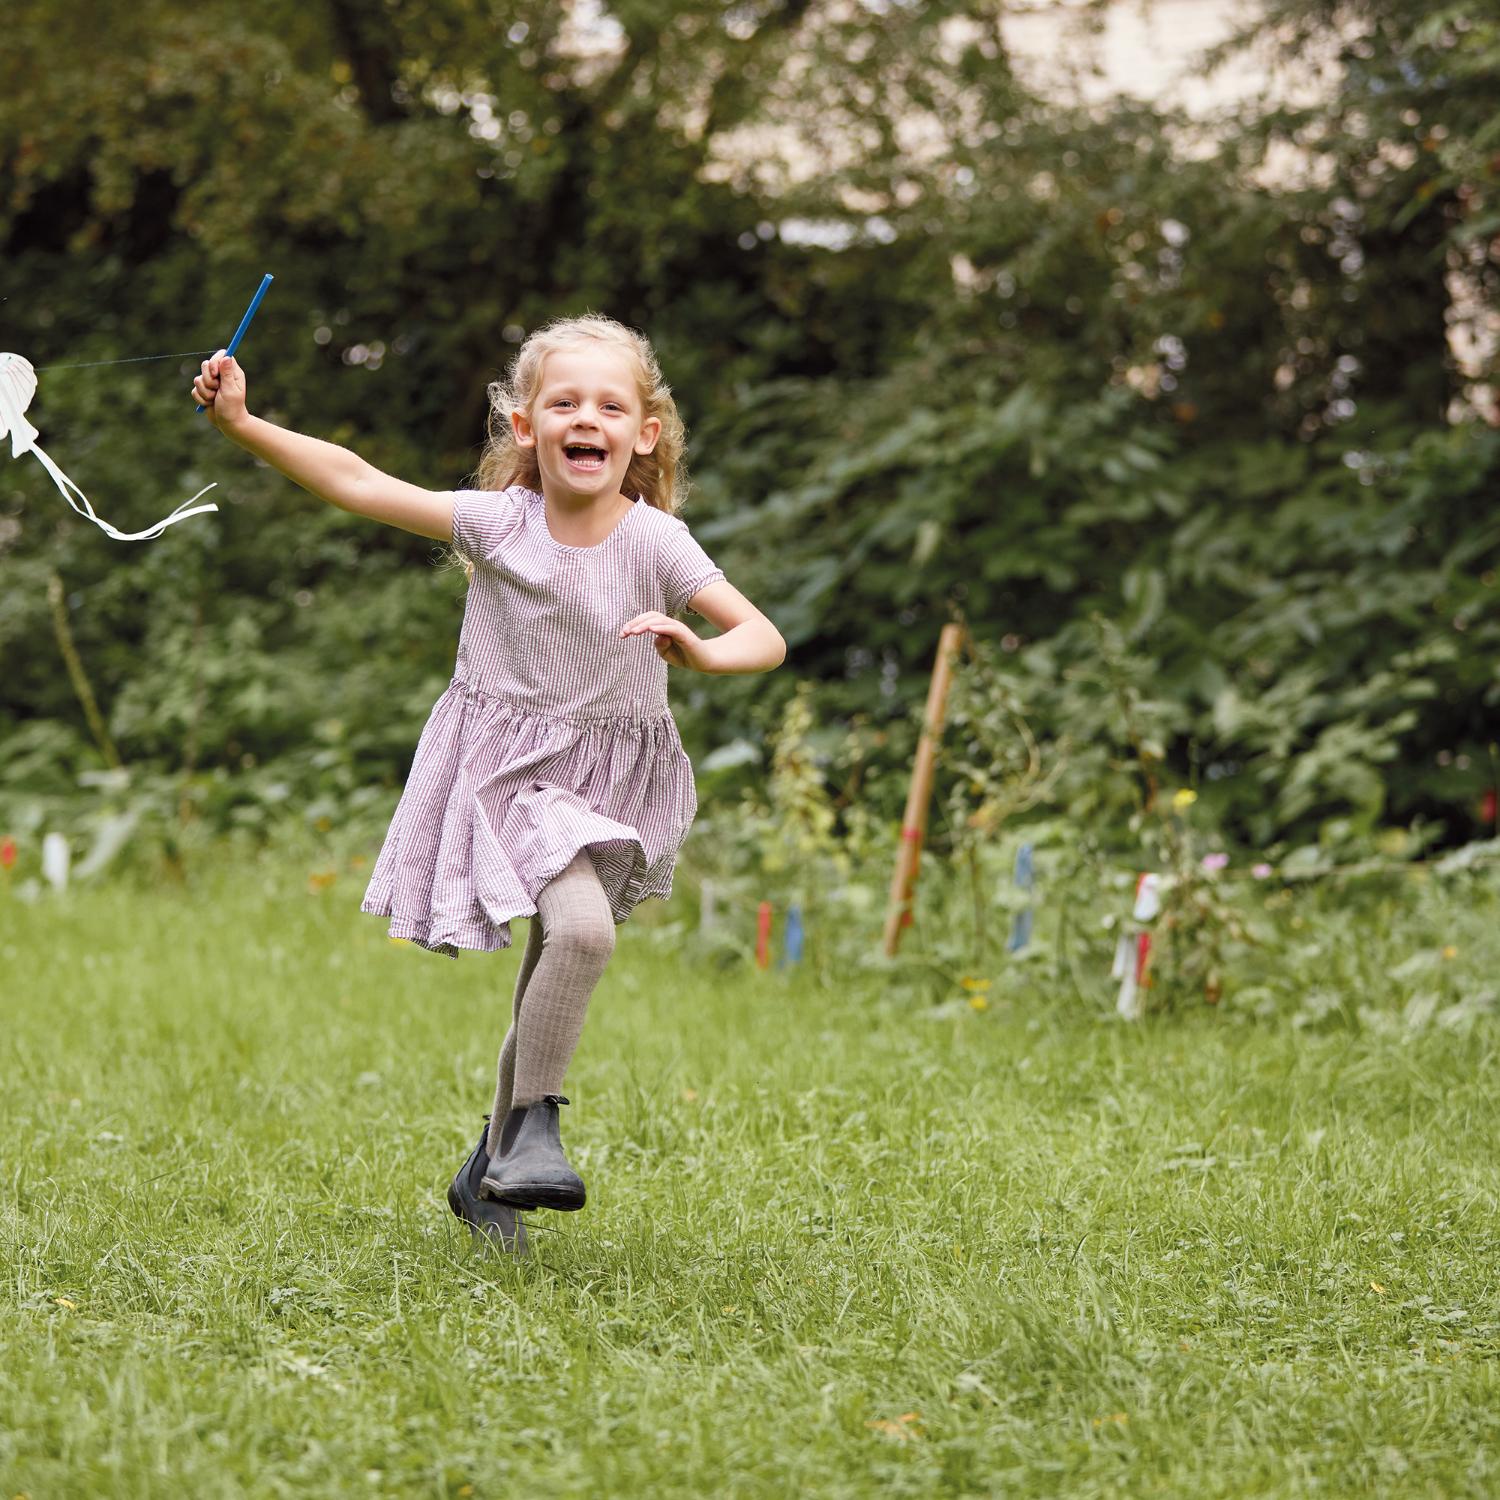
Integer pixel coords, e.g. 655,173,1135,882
511,343,662,506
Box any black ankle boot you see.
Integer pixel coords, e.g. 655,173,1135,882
480,1094,586,1211
447,1116,528,1253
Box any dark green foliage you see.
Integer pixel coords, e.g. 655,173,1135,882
1,0,1495,879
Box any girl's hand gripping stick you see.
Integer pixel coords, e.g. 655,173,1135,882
197,273,274,413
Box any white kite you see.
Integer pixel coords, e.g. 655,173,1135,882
0,350,219,542
1,274,274,543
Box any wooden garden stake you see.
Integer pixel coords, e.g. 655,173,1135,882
883,622,968,956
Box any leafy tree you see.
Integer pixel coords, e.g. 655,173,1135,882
0,0,1494,871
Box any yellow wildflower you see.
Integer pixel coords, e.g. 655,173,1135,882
1172,788,1197,811
866,1413,924,1441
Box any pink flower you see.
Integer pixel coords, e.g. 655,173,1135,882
1200,852,1229,872
0,836,14,870
1252,862,1273,879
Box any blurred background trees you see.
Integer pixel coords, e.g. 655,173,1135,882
1,0,1496,872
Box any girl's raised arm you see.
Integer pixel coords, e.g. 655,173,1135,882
191,351,454,542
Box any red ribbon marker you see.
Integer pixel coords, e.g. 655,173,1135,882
756,900,773,969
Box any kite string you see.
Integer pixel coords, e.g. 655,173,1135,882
32,350,224,372
3,299,227,369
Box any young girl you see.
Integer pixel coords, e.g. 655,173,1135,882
191,313,786,1254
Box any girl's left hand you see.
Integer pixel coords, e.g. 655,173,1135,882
620,612,709,671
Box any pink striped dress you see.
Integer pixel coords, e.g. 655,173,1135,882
360,484,726,958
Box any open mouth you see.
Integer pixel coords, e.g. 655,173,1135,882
563,444,608,472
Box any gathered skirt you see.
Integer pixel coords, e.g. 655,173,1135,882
359,680,700,958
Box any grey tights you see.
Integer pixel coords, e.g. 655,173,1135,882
486,847,616,1157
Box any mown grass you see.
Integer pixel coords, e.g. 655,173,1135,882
3,852,1499,1498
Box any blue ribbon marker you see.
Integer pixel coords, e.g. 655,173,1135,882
196,272,274,413
1007,841,1034,953
778,902,804,967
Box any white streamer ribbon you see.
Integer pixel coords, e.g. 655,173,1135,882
0,351,218,541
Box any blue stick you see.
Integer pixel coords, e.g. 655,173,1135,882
196,273,274,413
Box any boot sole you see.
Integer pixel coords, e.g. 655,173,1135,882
481,1175,585,1212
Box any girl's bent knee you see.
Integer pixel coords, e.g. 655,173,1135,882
541,914,615,968
574,920,616,968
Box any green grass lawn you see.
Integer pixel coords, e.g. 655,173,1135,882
3,853,1498,1498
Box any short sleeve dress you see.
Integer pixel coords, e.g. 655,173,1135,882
360,484,726,958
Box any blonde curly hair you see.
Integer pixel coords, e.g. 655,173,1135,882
447,314,691,579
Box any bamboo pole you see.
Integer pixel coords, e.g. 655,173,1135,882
46,568,122,771
882,622,967,956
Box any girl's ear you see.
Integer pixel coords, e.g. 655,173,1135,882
511,406,536,447
634,415,662,454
